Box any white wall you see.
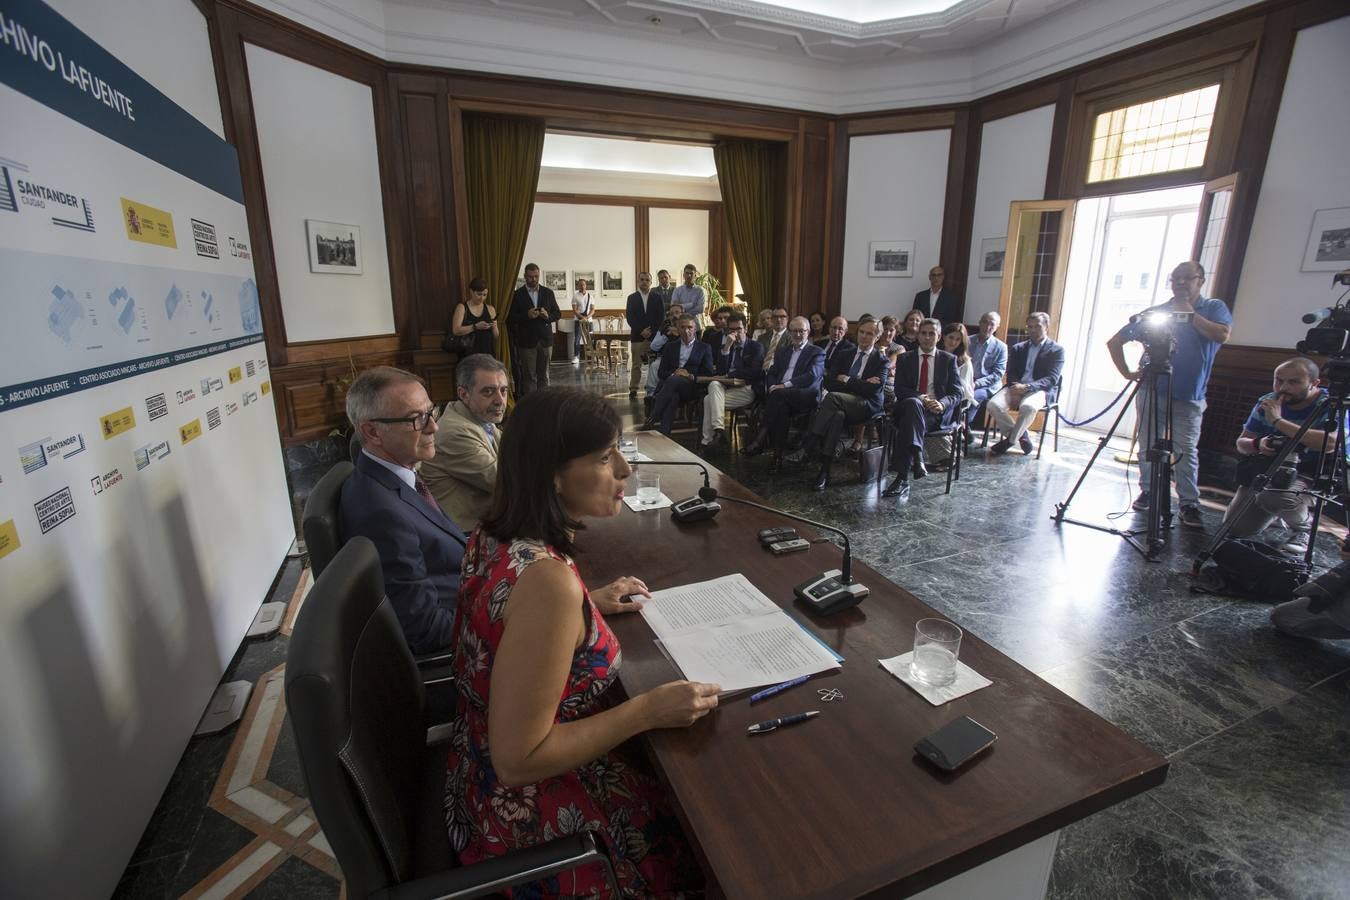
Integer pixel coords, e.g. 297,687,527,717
521,203,636,311
964,105,1056,318
650,208,710,285
48,0,224,138
839,130,951,320
1231,17,1350,349
244,43,396,342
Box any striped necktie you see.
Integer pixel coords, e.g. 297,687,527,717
414,478,439,511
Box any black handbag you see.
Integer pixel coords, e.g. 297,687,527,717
442,331,476,355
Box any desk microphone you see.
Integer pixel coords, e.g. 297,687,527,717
629,459,722,522
703,490,868,615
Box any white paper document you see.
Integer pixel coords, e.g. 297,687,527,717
640,574,840,691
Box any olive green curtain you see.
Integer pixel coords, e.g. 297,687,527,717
462,115,546,380
713,140,785,319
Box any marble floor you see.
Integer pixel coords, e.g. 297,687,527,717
116,361,1350,899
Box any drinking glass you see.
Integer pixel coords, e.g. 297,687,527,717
911,618,962,686
636,472,661,506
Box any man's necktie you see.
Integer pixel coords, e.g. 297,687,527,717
483,422,495,441
763,333,779,370
729,346,739,375
414,478,439,511
918,354,930,395
850,352,865,379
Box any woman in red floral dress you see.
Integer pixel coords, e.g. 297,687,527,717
445,389,720,898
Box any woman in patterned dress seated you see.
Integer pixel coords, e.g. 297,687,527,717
445,388,720,898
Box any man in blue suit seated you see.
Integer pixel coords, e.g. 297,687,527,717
789,319,890,491
967,311,1008,434
339,366,468,656
642,313,715,435
988,311,1065,457
699,309,764,449
882,318,962,498
741,316,825,459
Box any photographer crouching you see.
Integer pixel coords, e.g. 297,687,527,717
1106,260,1232,528
1222,358,1333,555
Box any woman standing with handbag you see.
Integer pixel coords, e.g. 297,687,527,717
448,277,498,357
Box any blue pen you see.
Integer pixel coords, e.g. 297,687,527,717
749,674,813,704
747,710,820,735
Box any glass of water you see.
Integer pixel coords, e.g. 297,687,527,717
636,472,661,506
911,618,962,687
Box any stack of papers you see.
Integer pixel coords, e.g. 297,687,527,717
640,574,842,692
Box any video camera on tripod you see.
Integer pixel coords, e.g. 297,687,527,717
1297,269,1350,393
1128,309,1194,366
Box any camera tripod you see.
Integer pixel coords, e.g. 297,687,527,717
1053,357,1175,560
1192,383,1350,574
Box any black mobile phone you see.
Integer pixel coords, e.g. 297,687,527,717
915,716,997,771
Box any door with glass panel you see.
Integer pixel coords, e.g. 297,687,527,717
997,200,1076,346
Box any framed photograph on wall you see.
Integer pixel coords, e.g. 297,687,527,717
979,237,1007,278
601,270,624,298
543,269,568,292
1302,207,1350,272
868,241,914,278
306,219,362,274
572,269,595,293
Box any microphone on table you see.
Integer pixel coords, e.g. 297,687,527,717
627,459,722,522
702,488,869,616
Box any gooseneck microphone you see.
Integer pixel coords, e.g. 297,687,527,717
703,489,869,615
627,459,721,522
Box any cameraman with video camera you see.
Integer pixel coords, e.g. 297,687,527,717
1222,358,1334,555
1107,260,1232,528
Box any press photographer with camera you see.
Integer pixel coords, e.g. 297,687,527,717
1106,260,1232,528
1221,358,1334,555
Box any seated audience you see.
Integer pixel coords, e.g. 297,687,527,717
702,305,732,352
449,277,498,358
445,389,716,895
751,307,774,341
942,322,974,402
420,354,508,530
758,307,790,363
967,311,1007,431
643,314,714,434
988,311,1065,457
789,320,889,490
809,310,827,340
897,308,924,353
643,301,685,413
816,315,855,371
700,310,765,448
1222,358,1333,554
882,318,961,498
742,316,824,457
338,366,467,655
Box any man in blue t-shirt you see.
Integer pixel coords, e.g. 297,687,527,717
1221,357,1334,554
1107,260,1232,528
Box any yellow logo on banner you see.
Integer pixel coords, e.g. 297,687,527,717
0,520,20,560
228,366,242,383
180,419,202,444
100,406,136,439
120,197,177,247
261,381,271,395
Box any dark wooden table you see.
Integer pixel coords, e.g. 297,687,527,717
573,432,1167,899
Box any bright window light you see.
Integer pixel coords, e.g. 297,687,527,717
541,134,716,178
1086,84,1220,184
738,1,963,22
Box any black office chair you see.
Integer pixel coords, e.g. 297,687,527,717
302,460,354,578
286,537,619,899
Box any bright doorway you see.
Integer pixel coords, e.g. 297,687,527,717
1056,184,1205,435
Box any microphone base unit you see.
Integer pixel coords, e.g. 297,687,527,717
670,496,721,523
795,568,869,616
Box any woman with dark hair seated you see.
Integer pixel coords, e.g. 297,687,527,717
942,321,974,403
808,310,826,340
444,388,718,897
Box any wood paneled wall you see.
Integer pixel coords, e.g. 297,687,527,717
200,0,1343,445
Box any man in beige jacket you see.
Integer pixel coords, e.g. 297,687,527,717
421,354,508,529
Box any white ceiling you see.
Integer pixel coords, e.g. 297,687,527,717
250,0,1262,112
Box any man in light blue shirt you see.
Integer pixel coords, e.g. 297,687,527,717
671,263,707,331
967,311,1007,432
1107,260,1232,528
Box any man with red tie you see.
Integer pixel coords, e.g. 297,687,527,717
882,318,962,498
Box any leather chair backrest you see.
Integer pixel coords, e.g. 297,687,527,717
285,537,429,896
302,460,353,578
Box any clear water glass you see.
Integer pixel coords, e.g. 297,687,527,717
911,618,962,687
636,472,661,506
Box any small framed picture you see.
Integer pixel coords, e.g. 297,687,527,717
306,219,362,275
543,269,568,292
601,270,624,298
1302,207,1350,272
979,237,1007,278
868,241,914,278
572,269,595,293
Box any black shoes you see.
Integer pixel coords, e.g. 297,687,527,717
741,429,768,456
881,476,910,498
991,438,1012,456
628,389,637,399
813,464,831,492
911,457,928,480
1019,434,1035,455
784,448,809,465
